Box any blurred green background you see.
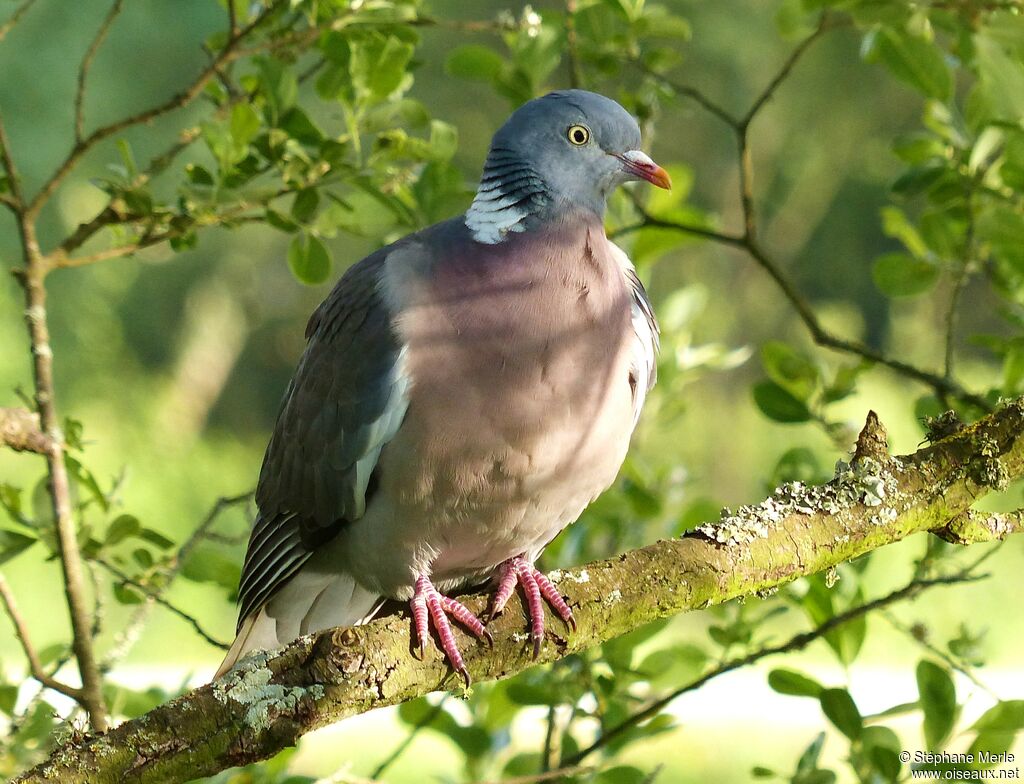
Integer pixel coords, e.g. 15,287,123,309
1,1,1022,782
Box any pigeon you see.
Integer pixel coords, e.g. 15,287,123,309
216,90,669,683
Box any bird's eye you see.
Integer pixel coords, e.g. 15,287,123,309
567,125,590,146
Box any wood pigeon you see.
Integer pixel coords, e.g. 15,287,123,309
217,90,669,683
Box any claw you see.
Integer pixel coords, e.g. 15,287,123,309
489,555,577,658
410,574,488,685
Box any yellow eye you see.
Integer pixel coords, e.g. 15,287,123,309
567,125,590,146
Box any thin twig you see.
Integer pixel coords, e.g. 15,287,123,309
738,15,839,130
74,0,124,143
0,572,84,700
0,0,38,43
100,493,251,668
881,611,997,698
0,108,24,209
563,570,986,766
227,0,238,36
472,766,597,784
611,213,744,246
541,704,561,773
633,17,991,413
94,558,230,650
25,0,286,221
371,694,449,778
944,192,977,389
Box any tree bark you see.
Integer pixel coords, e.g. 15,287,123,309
16,401,1024,784
0,407,52,454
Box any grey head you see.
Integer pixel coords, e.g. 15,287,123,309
465,89,671,244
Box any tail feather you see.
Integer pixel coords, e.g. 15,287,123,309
214,568,381,680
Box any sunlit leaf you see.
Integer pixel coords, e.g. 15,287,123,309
866,28,951,100
768,668,824,698
820,688,862,740
872,252,940,297
752,381,811,423
917,659,957,749
287,233,332,285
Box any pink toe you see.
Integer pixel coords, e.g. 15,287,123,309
533,568,576,631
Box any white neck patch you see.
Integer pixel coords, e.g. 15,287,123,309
465,189,532,244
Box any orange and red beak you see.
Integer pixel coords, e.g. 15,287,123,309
616,150,672,190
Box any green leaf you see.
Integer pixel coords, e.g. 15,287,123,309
768,668,824,698
229,103,260,147
287,234,332,285
352,35,414,100
820,688,862,740
138,527,175,550
761,341,819,401
972,700,1024,733
967,731,1016,769
796,731,826,773
974,33,1024,125
280,107,324,145
867,27,951,100
65,456,108,512
181,544,241,592
979,205,1024,275
291,188,320,224
752,381,811,423
793,772,836,784
638,645,707,689
770,448,824,485
872,252,940,297
104,514,141,546
0,685,18,715
594,766,647,784
428,120,458,162
917,660,957,749
0,529,36,565
257,58,298,123
445,45,504,80
113,582,145,604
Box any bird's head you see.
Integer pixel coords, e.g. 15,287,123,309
466,90,670,244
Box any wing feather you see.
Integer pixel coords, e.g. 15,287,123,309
235,249,410,630
609,241,659,427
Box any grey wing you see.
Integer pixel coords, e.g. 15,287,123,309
235,249,410,629
609,241,659,426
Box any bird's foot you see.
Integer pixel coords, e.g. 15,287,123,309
410,574,491,686
489,555,577,658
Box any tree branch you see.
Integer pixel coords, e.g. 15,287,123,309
24,0,286,220
634,16,991,413
0,0,38,44
9,113,109,728
0,107,24,209
100,493,252,669
93,558,231,650
0,406,52,453
74,0,123,143
17,400,1024,784
564,568,985,765
0,572,84,701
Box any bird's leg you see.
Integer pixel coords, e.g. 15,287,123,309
411,574,490,686
488,555,577,658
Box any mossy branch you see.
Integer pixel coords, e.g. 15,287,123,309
16,400,1024,784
